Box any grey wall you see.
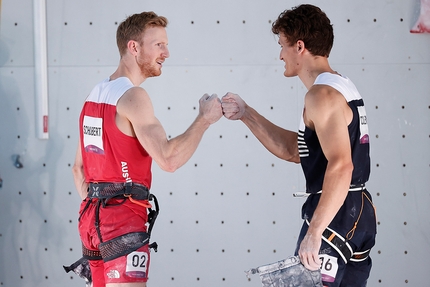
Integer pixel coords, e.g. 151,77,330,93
0,0,429,286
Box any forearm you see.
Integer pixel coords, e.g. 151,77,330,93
72,165,88,200
307,161,353,235
72,144,88,200
155,114,210,172
241,106,299,162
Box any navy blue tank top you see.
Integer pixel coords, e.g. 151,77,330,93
298,72,370,194
298,73,376,236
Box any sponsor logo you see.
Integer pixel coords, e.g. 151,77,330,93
91,186,100,197
106,269,120,279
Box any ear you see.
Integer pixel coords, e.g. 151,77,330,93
127,40,139,56
296,40,305,54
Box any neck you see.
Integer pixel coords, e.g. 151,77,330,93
298,55,334,90
110,56,146,86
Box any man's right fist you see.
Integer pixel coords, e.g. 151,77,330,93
199,93,222,124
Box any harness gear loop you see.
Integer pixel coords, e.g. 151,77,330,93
147,194,159,237
124,194,152,208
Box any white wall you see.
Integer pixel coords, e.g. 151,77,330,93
0,0,429,286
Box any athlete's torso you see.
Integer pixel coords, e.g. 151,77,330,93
79,77,152,188
298,72,375,235
298,72,370,194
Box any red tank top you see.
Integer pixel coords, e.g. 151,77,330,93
79,77,152,188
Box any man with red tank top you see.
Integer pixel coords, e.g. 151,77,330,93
70,11,222,287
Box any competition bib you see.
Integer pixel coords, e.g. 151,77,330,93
83,116,104,154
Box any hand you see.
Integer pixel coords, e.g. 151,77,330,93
298,233,322,271
199,93,222,124
221,92,246,120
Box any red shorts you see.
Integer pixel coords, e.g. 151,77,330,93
78,198,150,287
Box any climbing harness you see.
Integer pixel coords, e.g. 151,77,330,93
303,185,376,264
64,182,159,284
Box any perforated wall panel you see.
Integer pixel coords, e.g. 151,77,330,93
0,0,429,286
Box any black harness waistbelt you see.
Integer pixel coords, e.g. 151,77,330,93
88,182,150,200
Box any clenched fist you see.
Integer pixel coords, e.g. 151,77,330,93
199,93,222,124
221,92,247,120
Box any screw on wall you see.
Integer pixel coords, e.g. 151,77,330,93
12,154,23,168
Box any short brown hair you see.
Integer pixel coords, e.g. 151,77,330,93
116,11,168,56
272,4,333,57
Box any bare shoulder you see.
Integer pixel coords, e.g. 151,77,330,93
120,86,150,103
305,84,343,107
118,87,152,112
304,84,349,128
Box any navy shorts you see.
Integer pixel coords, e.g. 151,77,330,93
295,221,376,287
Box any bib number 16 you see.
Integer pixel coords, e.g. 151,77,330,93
319,254,338,283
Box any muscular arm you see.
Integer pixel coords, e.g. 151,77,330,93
117,87,222,172
298,85,354,270
222,93,299,163
72,143,89,200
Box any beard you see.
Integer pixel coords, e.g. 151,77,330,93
136,53,162,78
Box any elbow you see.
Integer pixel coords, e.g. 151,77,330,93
160,165,178,173
280,151,300,164
327,159,354,181
336,160,354,177
157,159,181,173
283,155,300,164
342,160,354,175
289,154,301,164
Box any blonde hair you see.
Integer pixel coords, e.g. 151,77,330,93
116,11,168,56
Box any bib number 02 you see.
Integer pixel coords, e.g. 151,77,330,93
126,251,148,277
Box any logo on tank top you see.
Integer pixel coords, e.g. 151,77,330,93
83,116,104,154
357,106,369,144
106,269,120,279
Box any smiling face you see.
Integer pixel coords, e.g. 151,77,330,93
278,33,300,78
135,26,169,78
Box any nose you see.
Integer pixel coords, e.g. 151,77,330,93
163,46,170,58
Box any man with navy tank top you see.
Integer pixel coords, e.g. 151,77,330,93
71,12,222,287
222,4,377,287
